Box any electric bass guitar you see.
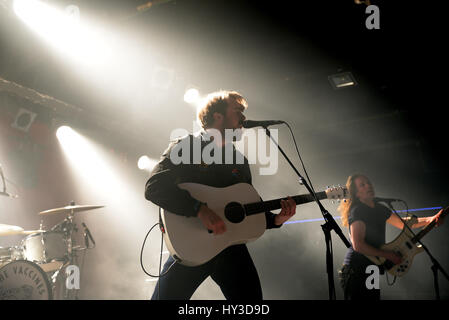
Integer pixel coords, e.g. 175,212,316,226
365,206,448,277
160,182,348,266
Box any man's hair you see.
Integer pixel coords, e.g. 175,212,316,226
197,90,247,128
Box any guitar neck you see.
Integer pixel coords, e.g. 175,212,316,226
244,191,327,216
412,207,448,244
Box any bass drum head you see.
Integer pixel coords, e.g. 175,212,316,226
0,260,53,300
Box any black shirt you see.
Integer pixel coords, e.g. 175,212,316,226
343,201,392,268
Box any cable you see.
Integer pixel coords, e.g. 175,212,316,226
140,208,177,300
284,121,316,194
157,221,163,300
386,270,397,286
140,222,166,278
139,216,176,279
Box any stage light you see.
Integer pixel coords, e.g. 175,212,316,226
184,88,200,104
56,125,128,206
56,125,74,141
13,0,80,43
328,72,357,89
56,125,108,181
55,124,159,266
13,0,113,66
137,155,157,171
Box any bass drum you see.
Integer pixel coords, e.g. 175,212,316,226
0,260,52,300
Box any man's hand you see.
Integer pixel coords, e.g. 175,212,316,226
197,204,227,235
384,250,402,265
274,196,297,226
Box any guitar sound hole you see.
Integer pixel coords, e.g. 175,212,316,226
224,202,246,223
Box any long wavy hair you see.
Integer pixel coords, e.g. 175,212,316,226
338,173,367,227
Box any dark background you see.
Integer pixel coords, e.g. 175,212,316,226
1,0,448,299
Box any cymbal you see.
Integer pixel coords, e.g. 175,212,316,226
0,224,24,236
39,205,104,216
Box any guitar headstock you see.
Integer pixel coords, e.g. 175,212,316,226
325,185,349,202
439,206,449,218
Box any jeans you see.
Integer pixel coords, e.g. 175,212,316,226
151,244,263,300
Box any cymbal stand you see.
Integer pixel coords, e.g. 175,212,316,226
48,206,81,299
42,201,101,299
59,208,96,299
64,206,80,299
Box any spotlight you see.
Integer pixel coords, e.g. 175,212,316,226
13,0,79,38
137,155,157,171
328,72,357,89
56,125,73,141
183,87,200,104
13,0,112,66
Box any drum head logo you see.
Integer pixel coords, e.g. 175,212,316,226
0,260,52,300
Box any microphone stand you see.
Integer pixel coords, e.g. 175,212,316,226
421,241,449,300
261,126,351,300
383,201,449,300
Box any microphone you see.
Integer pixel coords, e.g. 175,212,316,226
242,120,285,128
374,197,402,204
82,222,95,247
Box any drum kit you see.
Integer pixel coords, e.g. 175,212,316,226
0,202,103,300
